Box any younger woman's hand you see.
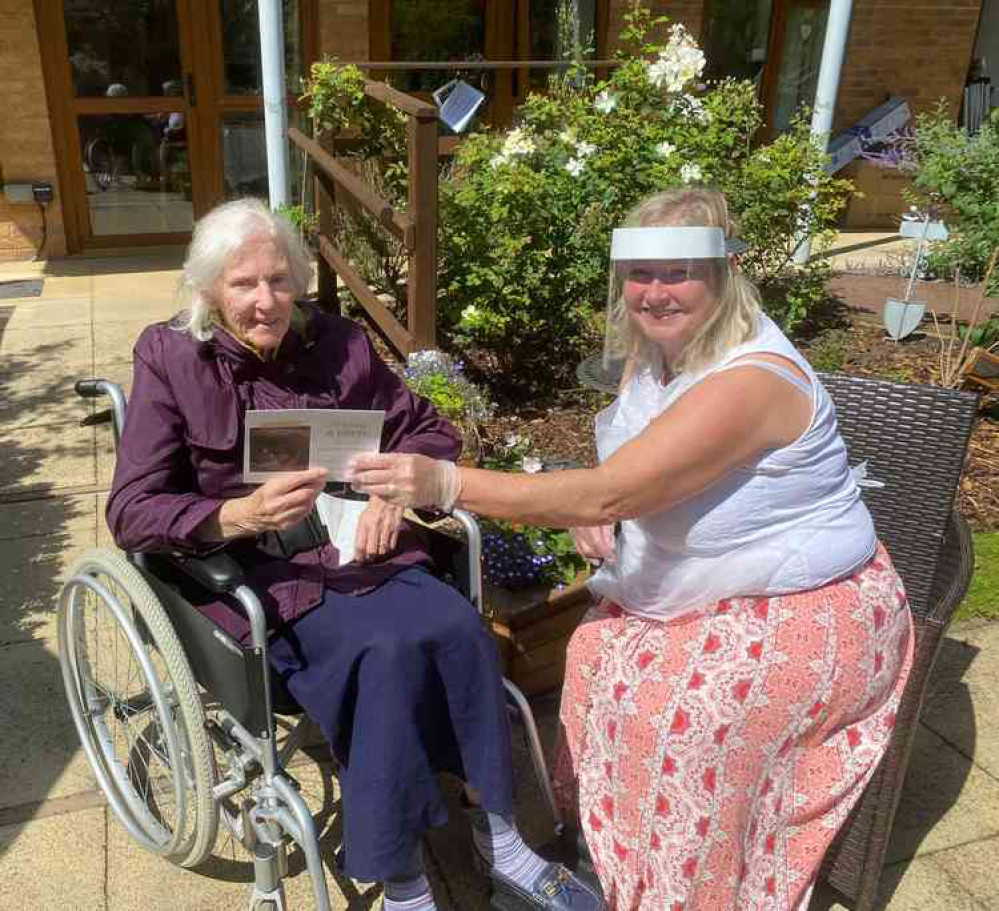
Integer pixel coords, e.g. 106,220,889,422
346,453,460,511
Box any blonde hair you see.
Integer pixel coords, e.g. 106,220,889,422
605,188,761,377
173,198,313,341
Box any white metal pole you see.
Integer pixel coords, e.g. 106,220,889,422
793,0,854,265
258,0,290,208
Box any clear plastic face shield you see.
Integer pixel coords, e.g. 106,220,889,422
602,226,736,383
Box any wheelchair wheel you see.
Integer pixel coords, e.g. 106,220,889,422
58,549,219,867
84,137,115,190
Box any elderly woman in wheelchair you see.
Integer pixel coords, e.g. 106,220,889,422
61,198,602,911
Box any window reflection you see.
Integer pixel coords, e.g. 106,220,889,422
772,5,829,133
702,0,774,87
78,114,193,235
390,0,486,94
220,0,303,95
64,0,182,97
221,112,305,201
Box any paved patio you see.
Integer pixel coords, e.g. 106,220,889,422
0,247,997,909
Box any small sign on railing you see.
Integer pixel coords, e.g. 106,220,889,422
433,79,485,134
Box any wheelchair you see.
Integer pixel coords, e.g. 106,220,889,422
58,378,565,911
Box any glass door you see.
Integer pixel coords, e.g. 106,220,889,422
197,0,311,202
762,0,829,134
41,0,204,247
38,0,313,251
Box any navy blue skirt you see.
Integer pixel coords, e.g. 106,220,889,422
267,567,513,882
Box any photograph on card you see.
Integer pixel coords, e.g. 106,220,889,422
243,408,385,483
247,425,312,474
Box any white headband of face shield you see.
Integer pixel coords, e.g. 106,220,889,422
610,226,727,261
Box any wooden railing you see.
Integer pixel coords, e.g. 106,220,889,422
288,79,439,357
289,62,623,359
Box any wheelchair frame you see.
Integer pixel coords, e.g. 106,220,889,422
59,379,563,911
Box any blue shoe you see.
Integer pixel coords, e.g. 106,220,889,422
479,856,606,911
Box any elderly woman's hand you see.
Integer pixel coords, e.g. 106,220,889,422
571,525,616,566
353,496,405,563
346,453,461,512
210,468,329,540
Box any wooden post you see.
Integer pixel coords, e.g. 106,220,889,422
314,172,337,312
407,110,438,350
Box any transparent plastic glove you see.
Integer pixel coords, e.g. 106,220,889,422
346,453,462,512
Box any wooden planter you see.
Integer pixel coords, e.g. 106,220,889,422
485,573,594,697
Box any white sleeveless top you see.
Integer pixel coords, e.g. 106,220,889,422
587,313,876,620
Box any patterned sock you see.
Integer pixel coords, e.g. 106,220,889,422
469,809,548,888
382,873,437,911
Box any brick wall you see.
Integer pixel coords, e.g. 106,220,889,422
0,0,66,260
835,0,983,130
317,0,370,60
607,1,704,53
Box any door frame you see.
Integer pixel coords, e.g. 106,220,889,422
35,0,318,253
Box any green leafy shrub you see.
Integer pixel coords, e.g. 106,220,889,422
959,315,999,350
435,10,849,388
276,203,318,237
403,349,495,460
479,434,587,589
909,106,999,290
303,6,850,392
803,327,847,373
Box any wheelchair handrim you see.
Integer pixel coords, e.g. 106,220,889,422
59,572,189,856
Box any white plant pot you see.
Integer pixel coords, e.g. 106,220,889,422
884,297,926,340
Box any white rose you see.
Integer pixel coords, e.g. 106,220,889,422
680,163,703,184
655,140,677,158
594,90,618,114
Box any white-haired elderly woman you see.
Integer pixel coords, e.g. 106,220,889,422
348,188,915,911
107,198,604,911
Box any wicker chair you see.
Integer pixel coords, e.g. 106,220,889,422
816,373,978,910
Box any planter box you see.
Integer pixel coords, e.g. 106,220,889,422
840,160,913,230
486,573,594,697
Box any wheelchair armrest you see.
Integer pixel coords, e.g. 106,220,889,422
164,550,245,594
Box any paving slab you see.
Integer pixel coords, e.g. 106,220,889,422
35,274,95,300
0,497,97,644
105,757,360,911
0,373,93,430
88,360,134,399
886,722,999,864
92,269,182,301
0,641,97,808
922,623,999,780
0,423,97,495
0,807,106,908
93,295,179,324
0,296,92,330
96,491,113,549
927,833,999,907
93,319,155,367
96,422,116,488
0,323,93,374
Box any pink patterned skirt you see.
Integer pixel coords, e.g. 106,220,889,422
553,544,913,911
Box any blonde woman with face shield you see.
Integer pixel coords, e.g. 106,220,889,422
348,188,914,911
